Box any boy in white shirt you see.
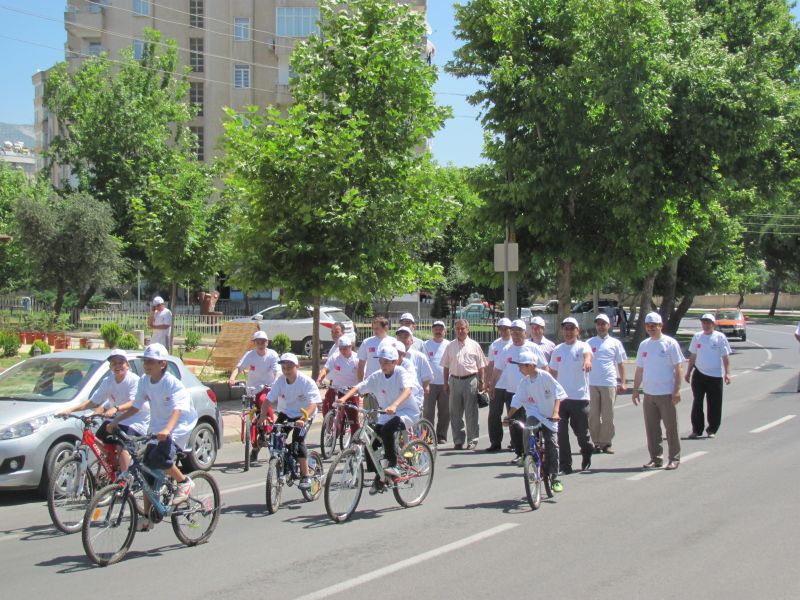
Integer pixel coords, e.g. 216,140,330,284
317,335,360,434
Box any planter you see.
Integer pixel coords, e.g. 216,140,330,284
32,333,46,342
79,337,88,349
47,333,57,346
54,336,70,350
17,332,33,344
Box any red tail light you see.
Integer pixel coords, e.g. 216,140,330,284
321,322,333,329
206,389,217,404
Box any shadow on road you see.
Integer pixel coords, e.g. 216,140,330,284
36,542,186,573
445,497,547,514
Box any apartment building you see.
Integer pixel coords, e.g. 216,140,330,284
34,0,429,170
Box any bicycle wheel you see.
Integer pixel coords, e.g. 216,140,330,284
324,447,364,523
265,457,282,514
320,411,337,459
171,471,220,546
81,484,137,567
244,417,252,472
393,440,434,508
414,418,438,458
523,454,542,510
48,455,96,534
301,451,324,502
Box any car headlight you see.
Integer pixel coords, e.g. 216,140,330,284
0,414,55,440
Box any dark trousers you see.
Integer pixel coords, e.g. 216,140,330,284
558,399,593,470
506,391,527,455
365,416,405,470
487,388,507,447
526,416,559,478
690,370,723,435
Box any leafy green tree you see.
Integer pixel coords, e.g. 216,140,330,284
0,164,37,292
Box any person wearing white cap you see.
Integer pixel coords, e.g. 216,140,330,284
399,313,425,353
530,316,556,362
109,343,198,523
423,320,451,443
396,326,433,400
316,335,361,436
266,353,322,490
632,312,684,470
587,313,628,453
147,296,173,350
549,317,594,473
485,318,512,451
685,313,731,439
337,344,418,493
504,350,567,493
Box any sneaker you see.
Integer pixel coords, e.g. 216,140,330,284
368,478,384,495
172,477,194,505
642,460,663,469
250,448,260,461
510,454,523,465
135,517,152,532
603,446,615,454
593,445,602,454
298,476,312,490
551,479,563,493
383,465,401,478
687,432,700,439
453,443,464,450
707,432,716,439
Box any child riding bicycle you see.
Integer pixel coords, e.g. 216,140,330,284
316,335,361,432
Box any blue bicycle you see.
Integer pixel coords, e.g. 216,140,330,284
509,419,553,510
81,430,220,566
265,420,324,514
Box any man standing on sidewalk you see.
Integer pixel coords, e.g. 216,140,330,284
485,317,511,451
423,321,451,444
685,313,732,439
148,296,172,350
399,312,425,353
440,319,488,450
587,314,627,453
530,316,556,362
632,312,684,471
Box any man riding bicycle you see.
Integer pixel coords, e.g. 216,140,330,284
316,335,360,432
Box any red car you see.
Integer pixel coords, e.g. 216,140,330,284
714,308,747,341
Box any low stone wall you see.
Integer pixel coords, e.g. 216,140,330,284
686,293,800,311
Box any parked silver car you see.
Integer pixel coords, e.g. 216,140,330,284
0,350,223,494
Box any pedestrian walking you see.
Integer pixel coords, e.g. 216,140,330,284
423,321,451,443
399,312,425,353
147,296,172,350
530,316,556,362
587,314,627,453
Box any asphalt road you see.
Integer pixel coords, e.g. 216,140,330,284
1,318,799,599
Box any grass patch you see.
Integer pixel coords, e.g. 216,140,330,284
0,355,24,370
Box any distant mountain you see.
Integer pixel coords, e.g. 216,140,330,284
0,123,35,149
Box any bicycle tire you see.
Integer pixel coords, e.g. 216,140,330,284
414,418,438,458
171,471,220,546
81,483,137,567
244,417,252,472
48,455,96,534
393,440,434,508
265,457,282,514
320,411,337,459
324,447,363,523
301,451,324,502
523,454,542,510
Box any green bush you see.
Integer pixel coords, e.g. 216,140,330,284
29,339,51,356
117,333,139,350
0,331,21,357
184,331,202,352
99,322,123,348
271,333,291,355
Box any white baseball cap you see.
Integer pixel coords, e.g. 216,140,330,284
107,349,129,363
392,339,407,354
337,335,352,347
531,316,546,327
594,313,610,324
510,319,527,330
497,317,512,327
399,312,415,323
151,296,165,307
279,352,299,365
432,320,446,328
143,343,169,360
561,317,579,327
395,326,413,336
645,312,663,324
700,313,716,323
512,350,546,367
252,330,269,341
377,345,399,361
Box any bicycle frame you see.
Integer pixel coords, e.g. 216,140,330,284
349,410,426,485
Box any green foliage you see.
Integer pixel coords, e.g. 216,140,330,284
117,333,139,350
0,163,43,292
271,333,291,356
99,322,124,348
183,331,202,353
29,339,51,356
0,331,21,357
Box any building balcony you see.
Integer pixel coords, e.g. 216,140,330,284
64,6,104,33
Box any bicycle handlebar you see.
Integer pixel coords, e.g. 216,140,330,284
56,413,104,426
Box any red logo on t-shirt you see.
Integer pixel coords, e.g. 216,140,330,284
642,352,648,357
507,357,512,363
428,352,433,357
249,365,255,371
592,347,597,352
335,365,341,371
556,356,562,362
369,347,376,353
528,396,536,404
696,344,702,348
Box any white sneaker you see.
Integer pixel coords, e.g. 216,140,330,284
383,465,401,478
172,477,194,505
298,476,312,490
136,517,152,532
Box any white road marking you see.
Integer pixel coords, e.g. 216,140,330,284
292,523,519,600
221,481,266,495
750,415,796,434
627,451,708,481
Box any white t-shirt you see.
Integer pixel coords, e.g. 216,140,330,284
357,335,389,377
587,335,627,387
399,355,425,409
496,342,546,393
423,339,450,385
267,373,321,418
636,335,685,395
134,371,197,449
91,370,148,434
510,371,567,432
357,365,420,425
549,341,591,400
532,337,556,362
151,308,173,346
236,349,280,389
688,331,731,378
410,336,425,353
406,348,433,387
489,337,511,366
324,352,359,391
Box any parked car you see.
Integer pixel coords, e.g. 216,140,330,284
0,350,222,494
714,308,747,341
454,302,501,322
531,300,559,314
233,304,355,356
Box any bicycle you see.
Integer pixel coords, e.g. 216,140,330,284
319,391,360,459
395,417,438,459
324,407,435,523
234,382,271,471
81,429,220,567
264,416,324,514
509,419,554,510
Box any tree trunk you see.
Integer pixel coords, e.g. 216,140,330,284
311,297,321,380
659,256,679,325
53,281,66,320
769,277,781,317
73,284,96,325
556,258,572,342
666,294,693,335
633,273,656,345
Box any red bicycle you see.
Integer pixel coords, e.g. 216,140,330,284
319,390,360,460
235,383,273,471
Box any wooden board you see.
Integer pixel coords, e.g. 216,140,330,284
208,322,260,371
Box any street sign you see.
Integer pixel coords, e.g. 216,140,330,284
494,243,518,272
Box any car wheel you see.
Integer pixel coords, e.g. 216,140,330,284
302,336,313,357
740,330,746,342
183,423,217,471
39,440,76,496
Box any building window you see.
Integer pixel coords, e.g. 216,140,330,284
276,7,320,37
133,0,150,17
234,64,251,89
133,39,144,60
189,38,204,72
189,81,204,116
189,0,204,29
234,17,251,42
189,126,204,161
87,40,103,56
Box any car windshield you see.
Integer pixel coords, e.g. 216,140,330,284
324,310,350,323
0,358,102,402
715,311,740,320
